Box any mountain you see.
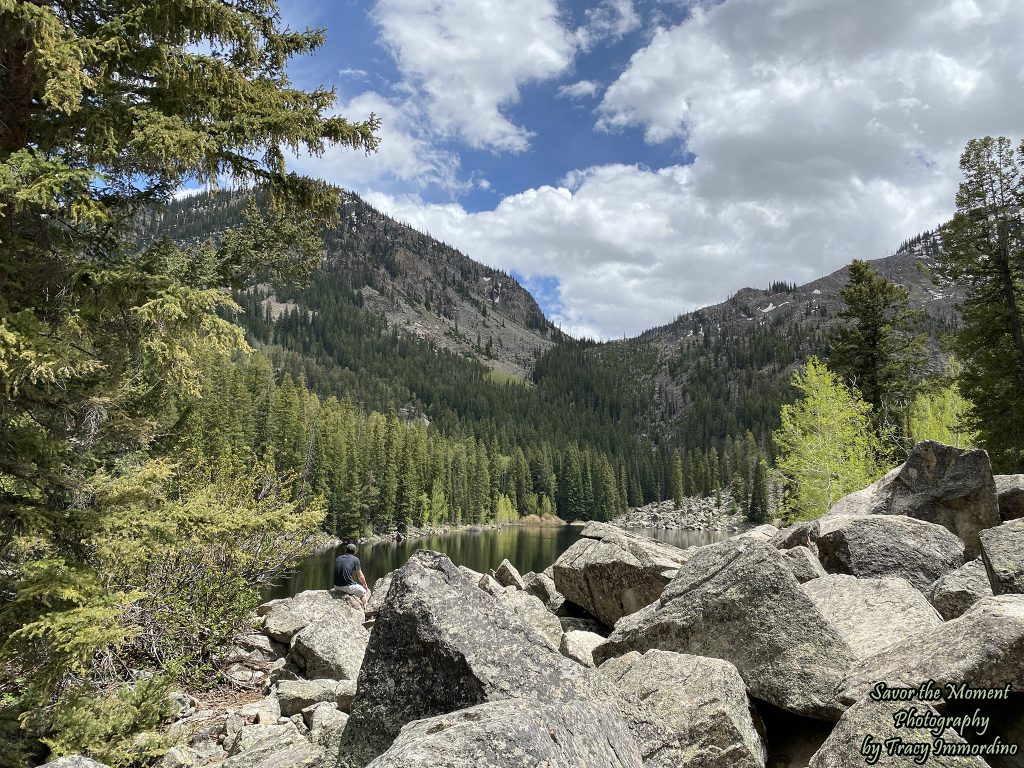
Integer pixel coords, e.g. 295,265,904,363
139,188,559,381
615,231,961,453
144,188,961,504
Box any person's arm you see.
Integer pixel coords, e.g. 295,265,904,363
356,566,370,592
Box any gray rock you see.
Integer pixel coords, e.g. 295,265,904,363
995,474,1024,521
826,485,877,518
289,613,368,681
214,722,324,768
552,521,692,628
222,661,264,687
980,518,1024,594
867,441,1001,558
815,513,964,592
801,575,942,660
238,696,281,725
809,699,989,767
476,572,509,596
268,657,301,684
521,571,566,615
39,759,109,768
457,565,482,581
308,703,349,764
289,712,309,737
494,589,563,650
276,679,340,718
559,630,605,667
227,723,298,756
735,524,779,542
235,633,286,663
263,590,364,644
334,679,357,713
929,559,994,620
594,650,766,768
493,558,525,590
157,747,201,768
839,594,1024,705
365,574,393,617
339,551,592,765
781,546,827,583
363,699,643,768
595,538,856,720
772,521,817,552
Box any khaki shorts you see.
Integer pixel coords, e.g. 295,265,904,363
333,584,367,597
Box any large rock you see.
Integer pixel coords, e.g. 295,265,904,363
801,575,942,660
214,723,324,768
594,650,766,768
276,679,342,718
521,571,566,614
815,513,964,591
308,703,349,764
929,559,994,620
493,558,525,590
995,474,1024,521
735,524,779,543
363,699,643,768
552,521,692,627
595,538,856,720
494,589,563,649
849,441,1001,558
781,546,826,583
338,551,592,765
772,521,817,552
262,590,364,644
809,699,989,767
365,574,393,617
289,613,368,681
980,518,1024,594
840,594,1024,705
559,630,605,667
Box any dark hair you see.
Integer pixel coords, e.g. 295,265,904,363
346,543,357,554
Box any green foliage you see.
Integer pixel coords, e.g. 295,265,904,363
41,676,172,766
748,459,771,524
0,0,376,760
909,373,977,450
828,259,925,459
774,358,882,521
939,136,1024,471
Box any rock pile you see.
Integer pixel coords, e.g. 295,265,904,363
59,441,1021,768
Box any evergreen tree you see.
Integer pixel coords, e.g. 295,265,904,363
773,357,882,520
938,136,1024,471
748,459,771,523
670,450,684,508
0,0,377,756
828,260,925,458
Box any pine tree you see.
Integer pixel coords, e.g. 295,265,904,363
748,459,771,523
828,260,925,458
670,450,684,509
938,136,1024,471
0,1,378,750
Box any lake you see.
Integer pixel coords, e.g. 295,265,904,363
264,524,733,600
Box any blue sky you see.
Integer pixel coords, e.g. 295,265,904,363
264,0,1024,339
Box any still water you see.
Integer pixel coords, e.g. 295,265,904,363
265,525,732,600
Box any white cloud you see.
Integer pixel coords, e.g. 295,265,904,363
356,0,1024,339
371,0,577,152
577,0,642,49
289,91,465,194
557,80,602,100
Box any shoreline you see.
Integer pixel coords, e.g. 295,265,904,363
319,514,571,550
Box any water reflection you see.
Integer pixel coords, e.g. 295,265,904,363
265,525,734,600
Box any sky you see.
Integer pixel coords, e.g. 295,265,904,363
266,0,1024,339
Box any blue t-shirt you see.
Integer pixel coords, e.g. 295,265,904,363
334,553,361,587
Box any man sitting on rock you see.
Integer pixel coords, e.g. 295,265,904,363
333,543,371,609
